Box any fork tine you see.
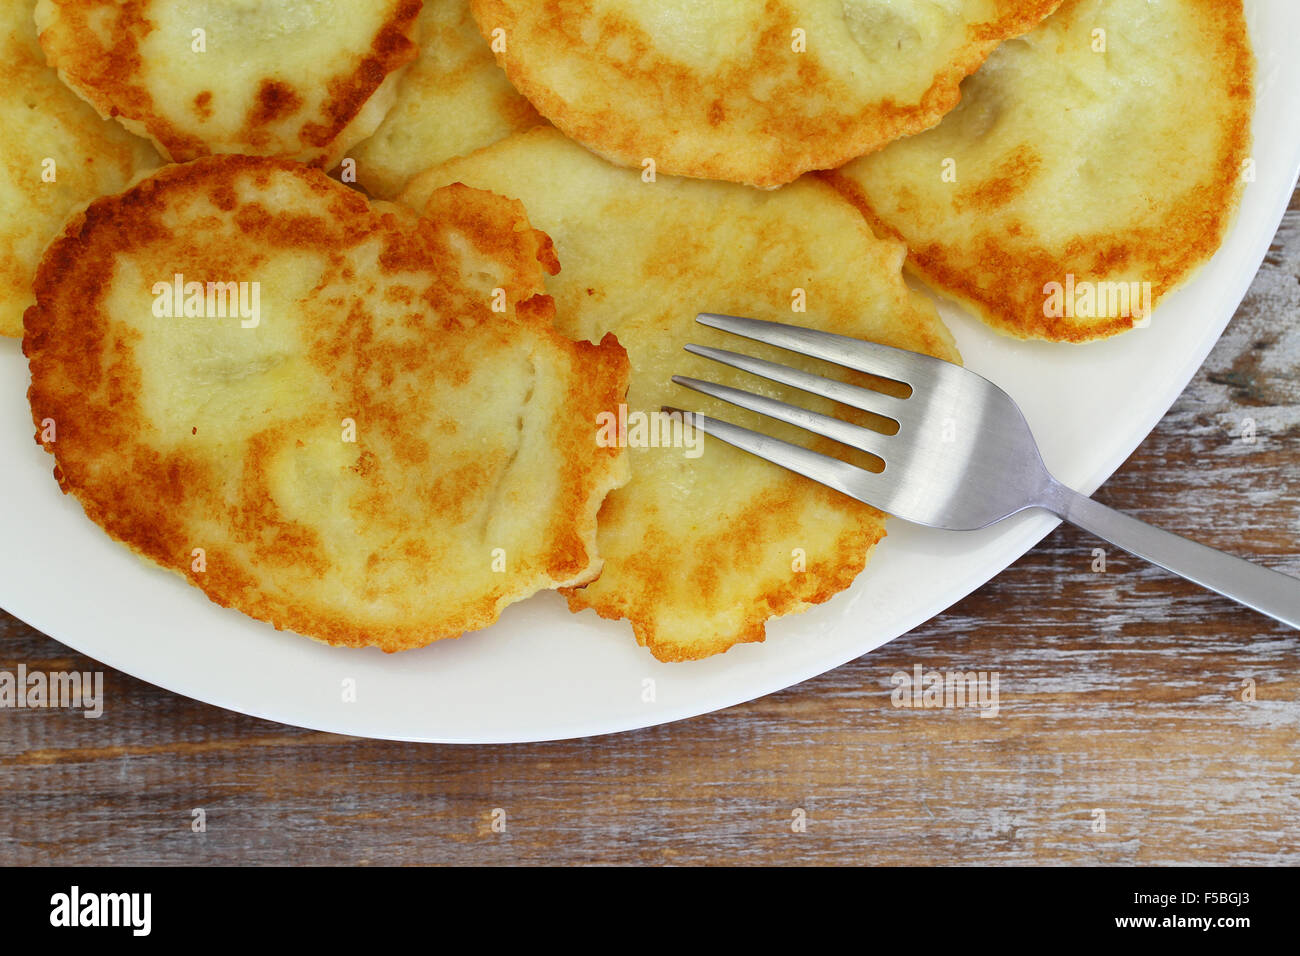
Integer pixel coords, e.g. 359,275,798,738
671,375,889,458
683,343,907,424
661,407,877,507
697,312,937,384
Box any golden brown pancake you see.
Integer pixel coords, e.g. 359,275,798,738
468,0,1062,187
35,0,422,166
25,155,630,652
349,0,543,199
401,128,959,661
826,0,1254,341
0,0,159,338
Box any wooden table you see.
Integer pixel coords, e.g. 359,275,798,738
2,192,1296,867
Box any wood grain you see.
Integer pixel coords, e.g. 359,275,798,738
1,191,1296,867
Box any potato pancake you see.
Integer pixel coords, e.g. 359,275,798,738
826,0,1254,341
25,155,630,651
468,0,1062,187
35,0,422,166
0,0,158,338
349,0,542,199
401,129,959,660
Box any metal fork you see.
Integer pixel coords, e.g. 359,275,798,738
669,312,1300,629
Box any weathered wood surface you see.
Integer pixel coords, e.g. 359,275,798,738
1,191,1296,867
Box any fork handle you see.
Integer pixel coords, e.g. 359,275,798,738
1043,483,1300,630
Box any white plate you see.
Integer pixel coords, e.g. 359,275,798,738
2,1,1297,743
